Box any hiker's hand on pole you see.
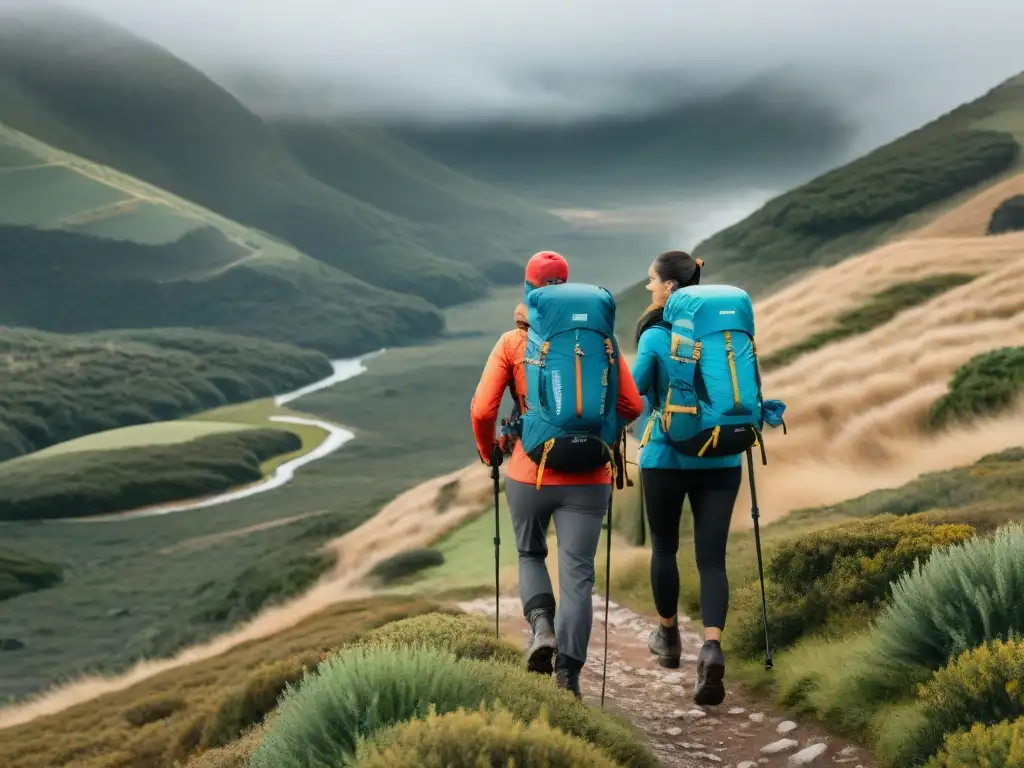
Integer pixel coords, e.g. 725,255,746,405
489,442,504,469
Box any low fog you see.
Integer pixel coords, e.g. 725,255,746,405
3,0,1019,150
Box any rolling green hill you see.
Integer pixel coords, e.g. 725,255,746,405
0,326,332,462
0,7,564,310
614,71,1024,340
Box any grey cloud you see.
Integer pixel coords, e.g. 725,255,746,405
9,0,1024,139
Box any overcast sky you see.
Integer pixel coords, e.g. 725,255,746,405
8,0,1024,141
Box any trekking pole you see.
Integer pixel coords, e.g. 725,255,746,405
745,447,774,670
491,443,502,640
601,486,612,709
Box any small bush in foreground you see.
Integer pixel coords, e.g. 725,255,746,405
0,428,301,521
929,346,1024,428
884,637,1024,766
873,523,1024,670
988,194,1024,235
248,646,493,767
250,646,656,768
354,706,621,767
730,516,974,658
200,651,325,749
360,612,522,665
925,716,1024,768
367,548,445,585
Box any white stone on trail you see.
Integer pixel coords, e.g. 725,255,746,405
777,720,798,733
840,746,859,756
672,709,686,719
666,726,683,737
728,706,746,714
761,738,799,754
748,712,766,723
737,762,757,768
684,708,707,719
789,743,828,764
662,672,685,685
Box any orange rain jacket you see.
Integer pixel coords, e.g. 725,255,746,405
470,303,644,487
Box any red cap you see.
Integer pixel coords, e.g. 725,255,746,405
525,251,569,288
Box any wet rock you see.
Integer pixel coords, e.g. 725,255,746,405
777,720,798,734
789,743,828,764
761,738,799,754
0,638,25,651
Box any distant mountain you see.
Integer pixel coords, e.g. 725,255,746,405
0,7,564,312
612,72,1024,341
381,76,855,207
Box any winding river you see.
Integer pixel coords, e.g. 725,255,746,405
71,349,385,522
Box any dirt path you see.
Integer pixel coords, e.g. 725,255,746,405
459,596,874,768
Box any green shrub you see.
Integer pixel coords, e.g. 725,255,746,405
186,723,269,768
872,523,1024,670
885,637,1024,766
248,646,493,768
761,274,975,370
250,646,656,768
354,706,621,767
0,428,301,521
729,516,974,658
988,194,1024,235
925,716,1024,768
359,612,522,665
0,549,62,601
929,347,1024,428
123,694,187,727
201,651,324,749
367,549,445,585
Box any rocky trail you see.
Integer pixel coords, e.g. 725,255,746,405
459,596,875,768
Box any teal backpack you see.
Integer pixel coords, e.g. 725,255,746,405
519,283,621,486
653,284,767,461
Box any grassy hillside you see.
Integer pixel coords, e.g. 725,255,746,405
0,7,563,309
613,71,1024,337
0,124,445,355
0,326,332,462
696,73,1024,291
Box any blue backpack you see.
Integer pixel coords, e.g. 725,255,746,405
657,284,766,460
519,283,621,486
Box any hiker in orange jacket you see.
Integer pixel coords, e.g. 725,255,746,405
470,250,644,698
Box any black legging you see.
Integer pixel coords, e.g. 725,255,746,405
640,466,741,629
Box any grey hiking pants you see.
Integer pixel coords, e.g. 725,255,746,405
505,479,611,669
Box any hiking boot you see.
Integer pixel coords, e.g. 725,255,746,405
525,609,557,675
693,639,726,706
555,667,582,699
648,622,682,668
